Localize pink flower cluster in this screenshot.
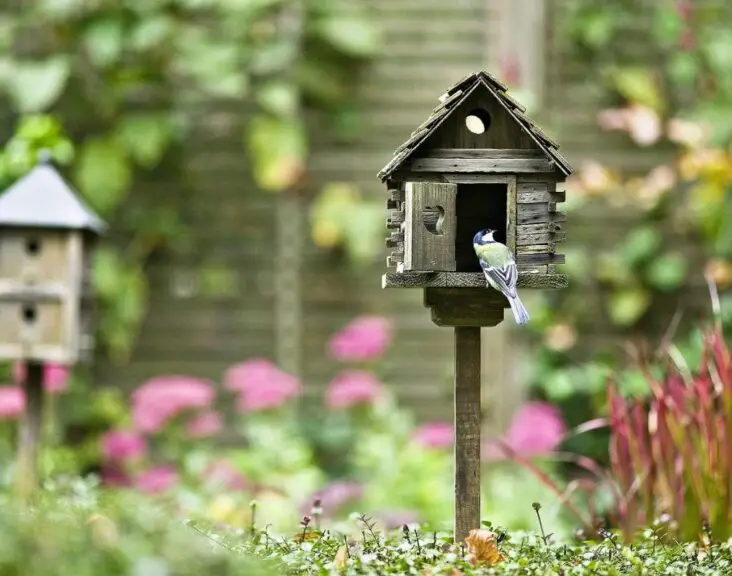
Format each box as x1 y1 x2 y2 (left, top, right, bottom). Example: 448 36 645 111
303 480 364 516
135 465 179 494
0 387 25 420
101 430 147 462
224 359 301 412
203 459 248 491
328 316 393 362
186 411 222 438
13 361 71 394
132 375 215 433
412 421 453 449
325 370 384 409
482 401 567 461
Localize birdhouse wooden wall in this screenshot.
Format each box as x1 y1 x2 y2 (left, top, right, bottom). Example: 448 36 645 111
0 229 86 363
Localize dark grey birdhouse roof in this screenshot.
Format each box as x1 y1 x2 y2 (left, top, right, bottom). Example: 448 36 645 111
377 70 573 181
0 161 106 233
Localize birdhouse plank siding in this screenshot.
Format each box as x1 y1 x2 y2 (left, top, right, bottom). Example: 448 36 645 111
379 70 572 292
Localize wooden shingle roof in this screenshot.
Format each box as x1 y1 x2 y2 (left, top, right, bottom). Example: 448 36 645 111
377 70 573 181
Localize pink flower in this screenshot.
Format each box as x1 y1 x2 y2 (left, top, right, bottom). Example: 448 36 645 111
482 401 567 461
505 402 566 457
101 430 147 462
0 386 25 419
226 360 301 413
203 459 248 491
303 481 363 515
135 465 178 494
328 316 393 362
13 362 70 394
412 421 453 449
325 370 384 409
186 411 222 438
131 375 215 433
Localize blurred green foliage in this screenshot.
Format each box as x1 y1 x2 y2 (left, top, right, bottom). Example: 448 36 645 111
0 0 379 361
525 0 732 465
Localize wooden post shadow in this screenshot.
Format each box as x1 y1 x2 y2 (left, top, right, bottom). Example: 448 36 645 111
378 70 572 542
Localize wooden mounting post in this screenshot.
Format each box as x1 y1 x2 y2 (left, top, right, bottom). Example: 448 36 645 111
423 287 505 542
454 326 482 541
16 361 44 499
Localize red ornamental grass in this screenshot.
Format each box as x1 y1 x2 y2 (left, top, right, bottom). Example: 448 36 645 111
607 327 732 542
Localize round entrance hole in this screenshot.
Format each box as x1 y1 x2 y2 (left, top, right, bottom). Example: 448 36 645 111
22 305 37 324
422 205 445 235
464 108 492 135
25 237 41 255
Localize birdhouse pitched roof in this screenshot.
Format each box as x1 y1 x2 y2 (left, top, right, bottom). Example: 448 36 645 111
0 162 106 233
377 70 573 181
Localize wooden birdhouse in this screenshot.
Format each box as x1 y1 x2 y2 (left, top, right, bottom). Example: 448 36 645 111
0 155 106 364
380 71 572 311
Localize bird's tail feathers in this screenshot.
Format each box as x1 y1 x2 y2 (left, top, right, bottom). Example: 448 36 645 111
508 295 530 325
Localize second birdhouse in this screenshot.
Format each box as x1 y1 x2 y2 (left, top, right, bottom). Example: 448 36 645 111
381 71 572 296
0 156 106 364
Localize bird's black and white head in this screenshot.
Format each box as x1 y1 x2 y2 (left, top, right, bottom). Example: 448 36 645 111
473 228 496 245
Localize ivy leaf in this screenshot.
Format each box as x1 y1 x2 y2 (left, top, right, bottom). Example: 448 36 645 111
315 15 381 58
608 289 651 327
247 115 306 191
6 57 71 112
617 226 662 268
84 18 124 68
608 67 663 112
256 81 298 118
115 114 174 168
75 137 131 215
645 252 688 291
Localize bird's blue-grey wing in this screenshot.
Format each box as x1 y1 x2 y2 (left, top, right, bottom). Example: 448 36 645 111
480 259 518 299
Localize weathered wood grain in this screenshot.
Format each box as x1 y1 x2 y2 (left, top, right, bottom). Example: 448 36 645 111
453 325 482 541
516 252 565 265
517 182 566 204
385 230 403 248
404 182 457 271
516 231 566 246
16 361 44 498
381 272 569 289
424 287 506 327
425 148 546 159
517 204 566 225
409 157 553 173
386 209 405 229
506 175 517 254
518 222 564 234
517 242 556 253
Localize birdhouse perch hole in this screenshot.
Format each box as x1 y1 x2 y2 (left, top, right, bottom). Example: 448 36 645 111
25 237 41 256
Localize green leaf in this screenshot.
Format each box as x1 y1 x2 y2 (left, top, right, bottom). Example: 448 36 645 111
315 15 381 57
250 40 297 74
617 226 662 268
129 16 174 51
74 137 131 215
92 247 124 298
608 289 651 327
666 52 698 89
256 82 298 118
6 57 71 112
83 18 124 67
651 8 683 47
608 67 663 112
247 115 306 191
645 252 688 291
578 11 615 48
114 113 174 168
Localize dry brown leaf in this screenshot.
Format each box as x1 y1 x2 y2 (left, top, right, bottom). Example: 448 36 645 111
334 545 349 569
464 529 505 567
292 529 322 542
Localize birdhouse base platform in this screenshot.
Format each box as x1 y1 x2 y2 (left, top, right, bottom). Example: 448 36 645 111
381 271 568 290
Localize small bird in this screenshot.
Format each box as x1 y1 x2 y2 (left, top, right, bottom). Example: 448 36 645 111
473 229 530 324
